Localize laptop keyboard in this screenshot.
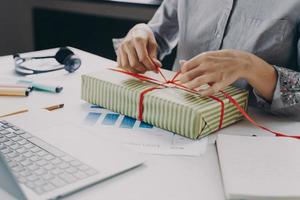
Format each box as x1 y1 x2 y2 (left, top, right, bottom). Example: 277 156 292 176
0 120 98 195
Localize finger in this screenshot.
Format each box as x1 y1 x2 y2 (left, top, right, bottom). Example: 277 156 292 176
128 67 142 74
152 58 162 67
180 64 209 84
185 74 218 89
121 64 141 74
124 44 147 73
179 60 186 68
151 58 162 73
180 54 208 73
148 35 161 72
199 82 225 96
116 49 121 67
134 38 156 71
148 39 158 59
181 52 219 73
120 45 145 74
119 45 130 68
176 60 186 79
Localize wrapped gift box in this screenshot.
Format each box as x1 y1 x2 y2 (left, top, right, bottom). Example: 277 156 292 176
81 67 249 139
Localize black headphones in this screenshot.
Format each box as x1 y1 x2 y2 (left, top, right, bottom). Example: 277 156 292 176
14 47 81 75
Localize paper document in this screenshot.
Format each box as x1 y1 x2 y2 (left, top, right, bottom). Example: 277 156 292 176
62 103 208 156
217 134 300 200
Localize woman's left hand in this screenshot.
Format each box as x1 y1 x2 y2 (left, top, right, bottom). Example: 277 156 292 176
179 49 277 101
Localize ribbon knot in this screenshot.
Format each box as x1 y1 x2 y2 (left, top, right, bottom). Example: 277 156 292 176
165 80 174 84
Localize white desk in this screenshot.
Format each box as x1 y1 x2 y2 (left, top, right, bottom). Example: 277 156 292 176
1 48 299 200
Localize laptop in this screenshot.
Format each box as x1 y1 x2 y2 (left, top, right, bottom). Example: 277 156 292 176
0 118 144 200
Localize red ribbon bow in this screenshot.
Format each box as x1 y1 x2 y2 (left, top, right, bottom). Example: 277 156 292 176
110 66 300 140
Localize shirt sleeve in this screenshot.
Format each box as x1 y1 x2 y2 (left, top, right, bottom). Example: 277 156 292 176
147 0 179 60
251 23 300 119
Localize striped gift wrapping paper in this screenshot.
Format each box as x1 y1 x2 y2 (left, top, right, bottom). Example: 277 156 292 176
81 68 249 139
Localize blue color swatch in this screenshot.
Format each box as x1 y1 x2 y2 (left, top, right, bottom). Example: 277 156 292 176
90 105 103 109
102 113 119 125
85 112 101 125
120 116 136 129
87 104 154 129
139 121 154 129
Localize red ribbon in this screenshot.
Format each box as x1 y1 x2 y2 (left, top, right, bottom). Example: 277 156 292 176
220 91 300 139
110 67 300 140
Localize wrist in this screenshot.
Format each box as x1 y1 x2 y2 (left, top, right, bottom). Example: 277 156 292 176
240 54 272 84
244 60 277 101
246 62 276 86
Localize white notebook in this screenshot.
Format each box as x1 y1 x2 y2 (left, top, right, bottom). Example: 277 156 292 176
216 134 300 200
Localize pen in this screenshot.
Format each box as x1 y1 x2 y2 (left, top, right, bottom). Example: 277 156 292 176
0 87 30 96
0 84 32 90
18 80 63 93
45 104 64 111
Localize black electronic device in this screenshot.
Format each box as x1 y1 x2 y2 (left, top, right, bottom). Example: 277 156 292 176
14 47 81 75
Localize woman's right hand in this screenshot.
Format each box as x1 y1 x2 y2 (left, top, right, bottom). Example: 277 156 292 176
117 23 161 73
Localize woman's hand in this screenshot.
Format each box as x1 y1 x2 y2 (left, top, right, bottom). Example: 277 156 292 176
180 49 277 101
117 23 161 74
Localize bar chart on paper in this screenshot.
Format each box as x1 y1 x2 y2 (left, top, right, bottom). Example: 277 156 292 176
70 103 208 156
85 105 154 130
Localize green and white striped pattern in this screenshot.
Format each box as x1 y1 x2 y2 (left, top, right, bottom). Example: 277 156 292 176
81 69 249 139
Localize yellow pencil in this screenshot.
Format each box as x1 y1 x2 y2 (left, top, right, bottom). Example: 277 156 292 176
0 87 30 97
